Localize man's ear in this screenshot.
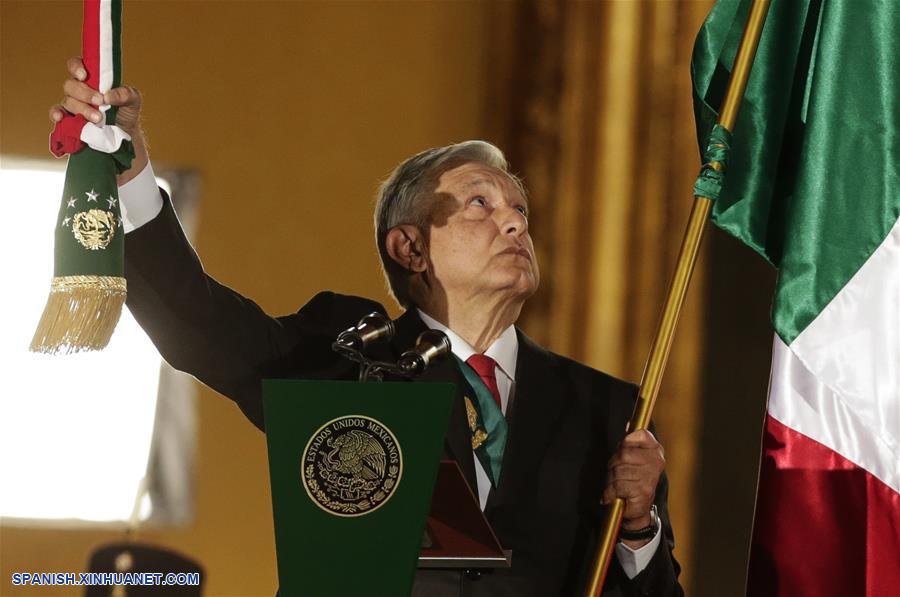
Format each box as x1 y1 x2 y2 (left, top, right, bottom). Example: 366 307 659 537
385 225 428 273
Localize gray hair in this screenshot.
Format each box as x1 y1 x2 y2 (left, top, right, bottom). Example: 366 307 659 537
374 140 520 307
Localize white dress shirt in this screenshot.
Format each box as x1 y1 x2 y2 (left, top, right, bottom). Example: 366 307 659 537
415 310 660 578
118 161 163 231
118 161 661 579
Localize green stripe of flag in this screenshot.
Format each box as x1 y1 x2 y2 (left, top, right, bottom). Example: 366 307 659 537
107 0 123 125
111 0 121 89
692 0 900 343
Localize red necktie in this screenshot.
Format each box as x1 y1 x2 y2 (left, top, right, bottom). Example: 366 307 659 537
465 354 503 411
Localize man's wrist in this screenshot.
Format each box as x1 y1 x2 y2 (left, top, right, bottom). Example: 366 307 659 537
619 504 659 548
116 129 148 187
621 514 653 532
118 157 163 232
614 508 663 579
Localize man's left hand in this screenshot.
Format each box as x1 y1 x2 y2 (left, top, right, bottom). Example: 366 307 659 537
601 429 665 548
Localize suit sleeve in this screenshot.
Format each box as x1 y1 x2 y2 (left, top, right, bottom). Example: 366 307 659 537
600 383 684 597
613 468 683 597
123 192 382 430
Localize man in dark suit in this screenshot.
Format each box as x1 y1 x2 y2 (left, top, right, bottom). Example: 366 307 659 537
53 58 683 596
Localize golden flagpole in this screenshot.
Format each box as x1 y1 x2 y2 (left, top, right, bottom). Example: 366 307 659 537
584 0 772 594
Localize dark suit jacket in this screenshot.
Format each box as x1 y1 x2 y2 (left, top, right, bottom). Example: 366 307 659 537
124 195 683 597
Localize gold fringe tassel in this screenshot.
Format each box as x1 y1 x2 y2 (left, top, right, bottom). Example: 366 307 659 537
30 275 127 355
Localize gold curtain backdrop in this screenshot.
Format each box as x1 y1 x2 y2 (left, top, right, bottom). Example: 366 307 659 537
0 1 775 596
485 2 714 590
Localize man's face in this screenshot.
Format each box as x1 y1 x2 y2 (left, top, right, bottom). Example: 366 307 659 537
424 161 540 303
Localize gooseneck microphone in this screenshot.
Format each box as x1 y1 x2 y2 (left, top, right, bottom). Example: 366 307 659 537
398 330 452 375
335 312 395 351
332 314 451 381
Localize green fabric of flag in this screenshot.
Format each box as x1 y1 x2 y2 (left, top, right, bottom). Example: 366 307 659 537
31 0 134 354
456 357 508 488
692 0 900 343
692 2 900 595
54 146 133 277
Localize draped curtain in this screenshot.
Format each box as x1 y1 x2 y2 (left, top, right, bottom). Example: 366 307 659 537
485 1 715 590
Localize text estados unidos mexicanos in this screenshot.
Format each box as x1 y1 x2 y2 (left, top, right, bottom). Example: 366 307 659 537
11 572 200 586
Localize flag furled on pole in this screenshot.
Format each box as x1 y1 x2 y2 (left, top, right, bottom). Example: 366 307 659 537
692 0 900 595
31 0 134 354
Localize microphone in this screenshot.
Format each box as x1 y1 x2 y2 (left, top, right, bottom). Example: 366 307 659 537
335 312 395 352
398 330 452 375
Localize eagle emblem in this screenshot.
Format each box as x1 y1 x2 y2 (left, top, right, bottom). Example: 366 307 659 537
324 429 386 480
464 396 489 450
72 209 117 250
302 415 402 517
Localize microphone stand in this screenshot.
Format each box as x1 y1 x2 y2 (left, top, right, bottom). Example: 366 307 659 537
332 329 451 382
331 340 406 382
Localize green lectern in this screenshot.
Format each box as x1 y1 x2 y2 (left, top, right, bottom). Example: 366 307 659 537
263 379 457 597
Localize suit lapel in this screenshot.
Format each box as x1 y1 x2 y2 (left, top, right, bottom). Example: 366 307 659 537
390 309 479 493
486 329 568 512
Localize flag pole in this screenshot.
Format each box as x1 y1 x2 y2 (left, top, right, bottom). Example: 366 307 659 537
583 0 772 594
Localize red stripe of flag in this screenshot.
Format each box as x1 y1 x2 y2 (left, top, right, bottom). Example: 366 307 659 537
81 0 100 92
748 415 900 597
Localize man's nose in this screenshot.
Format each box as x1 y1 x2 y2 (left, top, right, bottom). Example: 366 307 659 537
498 205 528 236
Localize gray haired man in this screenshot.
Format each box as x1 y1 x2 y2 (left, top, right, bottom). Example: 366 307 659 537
52 58 683 596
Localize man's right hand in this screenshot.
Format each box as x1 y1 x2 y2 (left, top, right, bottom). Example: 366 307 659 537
50 56 147 185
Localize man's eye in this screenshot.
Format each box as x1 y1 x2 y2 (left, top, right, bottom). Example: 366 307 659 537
470 196 487 207
516 206 529 217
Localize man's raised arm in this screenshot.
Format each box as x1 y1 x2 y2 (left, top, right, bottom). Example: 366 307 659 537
50 58 334 429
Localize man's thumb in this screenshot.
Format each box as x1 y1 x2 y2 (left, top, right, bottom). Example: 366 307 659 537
103 86 139 107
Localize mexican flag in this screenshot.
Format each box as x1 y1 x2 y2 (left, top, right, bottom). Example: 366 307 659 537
692 1 899 595
31 0 133 354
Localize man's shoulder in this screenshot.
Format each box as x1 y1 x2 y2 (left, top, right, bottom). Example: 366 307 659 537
280 291 388 339
299 291 387 319
516 329 638 402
